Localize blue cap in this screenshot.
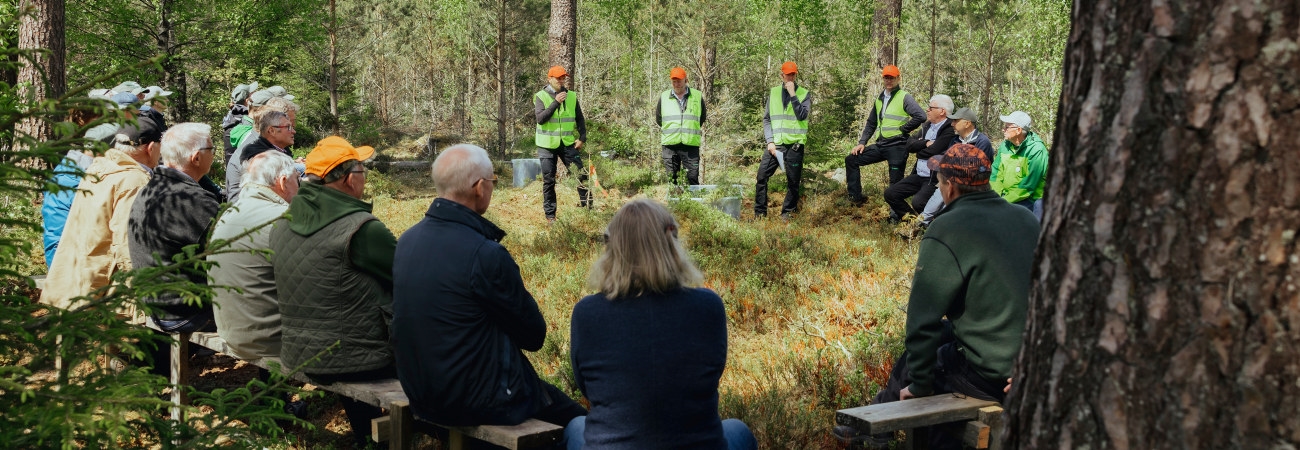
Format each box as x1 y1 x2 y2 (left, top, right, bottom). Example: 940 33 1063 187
111 92 139 107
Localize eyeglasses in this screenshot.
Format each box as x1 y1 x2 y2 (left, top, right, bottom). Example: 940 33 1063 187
883 76 897 79
475 175 498 187
272 124 293 131
198 146 214 152
1002 124 1021 131
927 106 942 111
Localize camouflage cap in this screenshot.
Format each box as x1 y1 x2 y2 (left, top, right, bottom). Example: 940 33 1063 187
938 143 991 186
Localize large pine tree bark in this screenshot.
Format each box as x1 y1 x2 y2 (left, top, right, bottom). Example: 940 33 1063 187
16 0 66 146
547 0 576 85
872 0 900 68
1008 0 1300 448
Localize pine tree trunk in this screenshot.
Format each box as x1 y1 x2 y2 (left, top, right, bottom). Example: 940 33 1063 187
15 0 66 151
328 0 340 135
547 0 576 85
1008 0 1300 448
872 0 900 68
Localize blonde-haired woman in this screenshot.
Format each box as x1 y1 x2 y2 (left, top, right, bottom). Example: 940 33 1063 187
565 199 756 450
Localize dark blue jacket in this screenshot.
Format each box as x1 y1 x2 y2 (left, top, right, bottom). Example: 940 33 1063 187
570 287 729 449
392 198 551 426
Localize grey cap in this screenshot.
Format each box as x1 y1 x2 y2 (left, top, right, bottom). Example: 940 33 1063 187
231 84 252 103
141 85 173 102
249 89 276 106
265 85 294 101
111 91 140 107
112 81 144 95
998 111 1032 130
950 107 978 123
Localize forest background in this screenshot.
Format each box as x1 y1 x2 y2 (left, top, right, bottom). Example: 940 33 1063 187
2 0 1070 447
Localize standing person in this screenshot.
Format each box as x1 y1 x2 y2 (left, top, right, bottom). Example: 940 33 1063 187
656 67 707 187
918 107 994 225
882 94 957 222
393 144 586 429
564 199 757 450
755 61 811 221
833 144 1039 449
844 65 927 204
534 65 591 222
269 136 393 447
41 118 161 310
128 122 222 333
990 111 1048 220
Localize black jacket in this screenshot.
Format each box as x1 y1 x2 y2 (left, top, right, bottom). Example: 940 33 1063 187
391 198 553 426
906 119 958 160
128 166 222 318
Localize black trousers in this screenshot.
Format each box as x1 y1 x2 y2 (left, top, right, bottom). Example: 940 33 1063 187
754 143 804 216
662 144 701 186
872 334 1008 450
883 172 938 220
845 141 909 200
538 145 590 217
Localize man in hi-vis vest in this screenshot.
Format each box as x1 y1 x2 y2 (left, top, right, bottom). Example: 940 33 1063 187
755 61 811 221
656 67 707 186
533 65 591 223
844 65 926 205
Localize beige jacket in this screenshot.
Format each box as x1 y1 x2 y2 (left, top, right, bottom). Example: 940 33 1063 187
40 149 150 310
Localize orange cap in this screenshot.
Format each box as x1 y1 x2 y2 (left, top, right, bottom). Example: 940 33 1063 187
547 66 568 78
780 61 798 75
881 65 900 77
670 67 687 80
305 136 375 177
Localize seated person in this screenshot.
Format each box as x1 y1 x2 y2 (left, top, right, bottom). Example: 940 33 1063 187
564 199 757 450
269 136 392 447
209 151 301 360
392 144 585 429
834 144 1040 449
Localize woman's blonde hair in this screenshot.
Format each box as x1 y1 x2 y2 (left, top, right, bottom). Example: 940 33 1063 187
587 199 704 299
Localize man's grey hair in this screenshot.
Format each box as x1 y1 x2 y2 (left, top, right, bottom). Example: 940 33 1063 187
160 123 212 167
432 144 493 198
250 96 299 129
241 150 296 188
258 110 290 136
930 94 954 116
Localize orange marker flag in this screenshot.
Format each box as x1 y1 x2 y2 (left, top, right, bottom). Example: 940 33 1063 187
590 163 607 197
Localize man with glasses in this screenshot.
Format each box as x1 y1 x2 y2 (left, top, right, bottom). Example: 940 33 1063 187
269 136 396 447
918 107 995 226
990 111 1048 220
392 143 586 430
129 122 223 334
882 94 957 223
227 96 299 202
844 65 927 205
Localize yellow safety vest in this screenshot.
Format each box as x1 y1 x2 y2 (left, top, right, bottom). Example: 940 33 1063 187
872 89 911 141
535 90 578 148
660 88 703 146
768 86 809 145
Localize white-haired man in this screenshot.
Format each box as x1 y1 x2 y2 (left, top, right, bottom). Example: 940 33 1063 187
209 151 300 360
393 144 586 428
41 118 161 310
128 122 222 333
882 94 958 222
227 96 299 202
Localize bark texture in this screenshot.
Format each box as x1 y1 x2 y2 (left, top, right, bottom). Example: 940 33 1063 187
547 0 577 86
872 0 901 68
1008 0 1300 449
16 0 66 145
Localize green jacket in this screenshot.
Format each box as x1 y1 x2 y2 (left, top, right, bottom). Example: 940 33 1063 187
285 182 396 287
904 190 1039 396
990 131 1048 204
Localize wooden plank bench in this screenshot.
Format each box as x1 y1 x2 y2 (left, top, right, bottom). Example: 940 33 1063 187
836 395 1004 450
168 330 562 449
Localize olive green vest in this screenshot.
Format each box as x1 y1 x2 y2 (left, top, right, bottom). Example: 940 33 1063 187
271 212 393 375
872 89 912 141
660 88 703 146
534 90 578 149
768 86 809 145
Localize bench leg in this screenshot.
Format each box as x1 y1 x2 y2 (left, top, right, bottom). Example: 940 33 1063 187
390 401 414 450
979 406 1004 450
447 429 465 450
902 426 926 450
170 333 191 422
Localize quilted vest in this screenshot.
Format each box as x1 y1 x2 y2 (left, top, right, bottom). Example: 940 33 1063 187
271 211 393 375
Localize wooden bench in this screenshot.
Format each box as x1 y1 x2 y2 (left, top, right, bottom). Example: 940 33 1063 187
166 330 562 449
836 395 1004 450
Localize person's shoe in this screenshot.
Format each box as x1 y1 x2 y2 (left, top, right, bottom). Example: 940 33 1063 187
546 216 557 224
846 195 866 206
780 212 792 222
831 425 893 449
284 400 309 420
